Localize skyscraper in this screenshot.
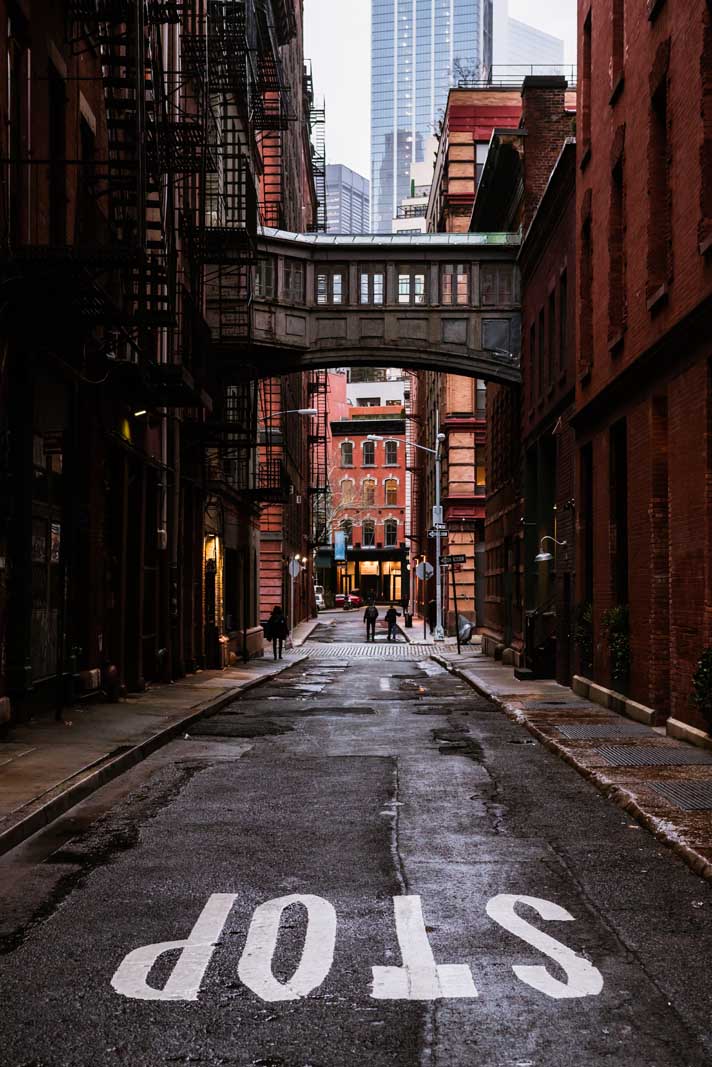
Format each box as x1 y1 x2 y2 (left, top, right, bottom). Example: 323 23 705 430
326 165 370 234
371 0 492 233
370 0 565 233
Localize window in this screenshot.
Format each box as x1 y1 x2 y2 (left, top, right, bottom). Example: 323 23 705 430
609 153 626 343
340 441 353 466
481 264 515 306
48 64 67 246
340 519 353 545
385 478 398 505
360 270 385 304
356 397 380 407
255 257 275 299
559 270 568 373
442 264 469 305
611 0 625 96
363 479 376 506
385 440 398 465
362 521 376 547
538 308 545 399
316 268 345 304
362 440 375 466
384 519 398 547
476 379 486 414
647 65 672 303
398 267 426 305
580 214 594 375
283 260 304 302
340 478 354 504
475 445 486 495
548 290 556 388
581 11 592 156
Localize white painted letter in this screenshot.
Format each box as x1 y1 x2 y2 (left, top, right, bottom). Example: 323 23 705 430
237 894 336 1002
111 893 237 1001
371 895 477 1000
486 894 604 1000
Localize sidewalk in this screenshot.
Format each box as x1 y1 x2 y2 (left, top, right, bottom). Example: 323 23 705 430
0 617 318 857
407 614 481 648
433 646 712 883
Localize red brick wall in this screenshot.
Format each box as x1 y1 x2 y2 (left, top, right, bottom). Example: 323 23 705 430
575 1 712 727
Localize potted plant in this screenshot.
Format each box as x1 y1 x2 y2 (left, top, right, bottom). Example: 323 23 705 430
601 605 630 689
691 648 712 731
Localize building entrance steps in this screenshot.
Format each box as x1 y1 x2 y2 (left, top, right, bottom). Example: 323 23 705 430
432 647 712 884
0 617 319 858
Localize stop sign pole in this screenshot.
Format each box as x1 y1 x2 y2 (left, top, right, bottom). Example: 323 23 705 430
288 557 302 634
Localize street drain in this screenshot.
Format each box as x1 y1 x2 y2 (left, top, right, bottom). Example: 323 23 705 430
594 745 712 767
555 722 651 740
649 781 712 811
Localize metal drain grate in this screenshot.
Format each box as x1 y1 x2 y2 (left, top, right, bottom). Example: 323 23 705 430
594 745 712 767
556 722 652 740
649 781 712 811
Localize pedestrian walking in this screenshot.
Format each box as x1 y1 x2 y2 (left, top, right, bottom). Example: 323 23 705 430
363 603 379 642
265 605 289 660
427 598 437 635
385 604 401 642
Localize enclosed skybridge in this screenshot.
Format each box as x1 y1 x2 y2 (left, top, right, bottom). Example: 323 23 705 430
206 228 522 383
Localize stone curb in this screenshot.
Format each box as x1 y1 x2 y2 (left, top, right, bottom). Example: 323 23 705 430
0 656 305 860
432 654 712 884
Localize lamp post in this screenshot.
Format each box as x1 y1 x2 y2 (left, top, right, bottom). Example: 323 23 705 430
534 536 568 563
368 419 446 640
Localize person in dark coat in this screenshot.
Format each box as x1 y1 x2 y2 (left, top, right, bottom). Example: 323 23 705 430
363 603 379 642
265 605 289 660
385 604 401 642
427 598 437 635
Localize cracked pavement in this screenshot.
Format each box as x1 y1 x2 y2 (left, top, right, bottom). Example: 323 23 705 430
1 615 711 1065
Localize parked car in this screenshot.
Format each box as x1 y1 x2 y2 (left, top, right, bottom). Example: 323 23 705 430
345 590 363 609
335 593 346 608
314 585 325 611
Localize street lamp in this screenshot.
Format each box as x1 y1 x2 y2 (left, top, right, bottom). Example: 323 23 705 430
534 536 567 563
368 422 447 640
260 408 318 421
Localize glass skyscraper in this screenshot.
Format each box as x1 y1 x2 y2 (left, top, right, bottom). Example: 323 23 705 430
371 0 493 233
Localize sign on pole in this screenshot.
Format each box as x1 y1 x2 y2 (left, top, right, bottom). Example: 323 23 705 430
440 554 466 566
415 561 434 581
289 559 302 579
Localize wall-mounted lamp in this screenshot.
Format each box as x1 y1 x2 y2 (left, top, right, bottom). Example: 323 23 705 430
534 536 568 563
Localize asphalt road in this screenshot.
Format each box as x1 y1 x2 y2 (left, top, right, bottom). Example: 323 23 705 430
1 613 712 1066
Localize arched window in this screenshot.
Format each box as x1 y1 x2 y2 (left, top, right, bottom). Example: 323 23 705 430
362 520 376 546
340 478 354 504
340 519 353 545
385 440 398 466
385 478 398 505
384 519 398 547
340 441 353 467
362 440 375 466
363 479 376 506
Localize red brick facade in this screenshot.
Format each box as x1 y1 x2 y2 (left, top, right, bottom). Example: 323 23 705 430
575 0 712 735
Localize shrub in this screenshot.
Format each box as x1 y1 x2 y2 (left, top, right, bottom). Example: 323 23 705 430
574 601 593 672
692 648 712 729
601 605 630 683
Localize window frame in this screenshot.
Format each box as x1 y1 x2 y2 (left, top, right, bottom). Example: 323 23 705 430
441 263 469 305
283 259 305 303
340 441 354 467
255 256 276 300
384 440 399 466
384 478 398 506
359 268 385 305
362 478 377 506
362 520 376 547
316 266 347 305
362 440 376 467
384 518 398 547
398 266 427 306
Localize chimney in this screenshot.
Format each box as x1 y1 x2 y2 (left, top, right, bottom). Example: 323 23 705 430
520 76 572 233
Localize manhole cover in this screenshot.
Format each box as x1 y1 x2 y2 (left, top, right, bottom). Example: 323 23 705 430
594 745 712 767
556 722 652 740
649 781 712 811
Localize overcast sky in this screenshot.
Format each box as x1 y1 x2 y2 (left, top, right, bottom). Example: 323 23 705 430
303 0 577 179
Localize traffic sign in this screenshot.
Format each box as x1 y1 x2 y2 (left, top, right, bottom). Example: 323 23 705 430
440 554 466 566
288 559 302 579
432 505 443 525
433 523 448 531
415 561 434 580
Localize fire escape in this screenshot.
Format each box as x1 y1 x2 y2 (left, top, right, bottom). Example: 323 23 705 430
303 61 329 547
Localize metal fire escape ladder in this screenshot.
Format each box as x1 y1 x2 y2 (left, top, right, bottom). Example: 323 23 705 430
308 370 330 547
304 60 327 233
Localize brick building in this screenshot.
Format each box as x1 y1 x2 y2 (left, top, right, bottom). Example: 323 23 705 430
471 77 576 681
574 0 712 742
414 87 522 631
327 403 409 607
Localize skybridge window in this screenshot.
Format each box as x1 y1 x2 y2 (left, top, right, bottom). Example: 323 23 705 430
316 268 346 305
359 269 385 305
441 264 469 305
398 267 426 305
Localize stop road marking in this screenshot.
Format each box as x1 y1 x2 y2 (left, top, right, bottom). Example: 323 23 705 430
111 892 603 1004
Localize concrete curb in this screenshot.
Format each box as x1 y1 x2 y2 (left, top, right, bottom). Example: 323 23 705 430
0 656 305 860
432 654 712 884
